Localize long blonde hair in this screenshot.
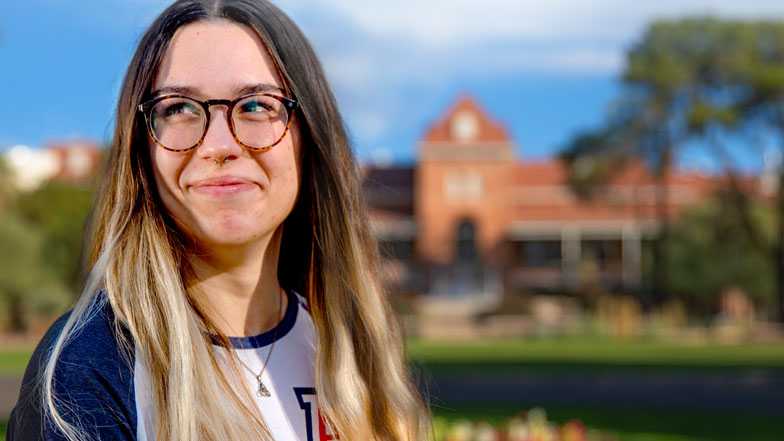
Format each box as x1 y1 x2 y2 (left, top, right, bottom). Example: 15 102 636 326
40 1 431 439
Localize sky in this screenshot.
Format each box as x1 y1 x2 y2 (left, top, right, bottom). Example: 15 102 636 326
2 0 784 169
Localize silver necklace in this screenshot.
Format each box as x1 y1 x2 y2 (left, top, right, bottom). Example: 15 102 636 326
234 287 283 398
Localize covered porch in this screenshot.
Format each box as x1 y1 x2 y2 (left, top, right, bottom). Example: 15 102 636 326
505 220 656 293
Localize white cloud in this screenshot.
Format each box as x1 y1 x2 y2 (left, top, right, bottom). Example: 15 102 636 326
272 0 784 156
67 0 784 77
53 0 784 157
283 0 784 48
281 0 784 83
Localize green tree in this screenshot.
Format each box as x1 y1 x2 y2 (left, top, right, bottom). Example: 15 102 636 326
15 180 95 296
667 194 775 313
672 20 784 322
562 19 706 308
0 154 15 210
562 18 784 320
0 212 70 332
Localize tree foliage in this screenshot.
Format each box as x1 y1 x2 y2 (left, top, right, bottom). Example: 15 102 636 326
0 212 70 332
561 17 784 319
0 154 15 210
667 195 775 314
14 180 95 297
0 155 94 332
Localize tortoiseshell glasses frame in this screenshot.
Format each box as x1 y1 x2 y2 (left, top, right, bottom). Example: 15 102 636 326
137 92 299 153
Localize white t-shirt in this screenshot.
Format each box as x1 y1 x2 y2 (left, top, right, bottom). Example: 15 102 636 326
8 288 338 441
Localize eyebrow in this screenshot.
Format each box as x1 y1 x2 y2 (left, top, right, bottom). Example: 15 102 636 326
150 82 285 98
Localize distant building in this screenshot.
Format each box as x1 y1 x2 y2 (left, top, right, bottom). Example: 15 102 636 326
362 94 719 297
3 140 103 191
0 101 728 299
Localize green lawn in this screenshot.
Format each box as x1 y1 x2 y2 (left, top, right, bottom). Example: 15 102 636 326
406 337 784 374
6 338 784 375
3 408 779 441
431 403 782 441
0 348 34 376
2 337 783 441
3 336 784 376
412 338 784 440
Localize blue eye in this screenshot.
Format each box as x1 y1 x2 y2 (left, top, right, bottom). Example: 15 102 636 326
239 99 273 113
163 101 199 117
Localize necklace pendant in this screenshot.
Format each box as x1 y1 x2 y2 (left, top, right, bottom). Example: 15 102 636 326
257 380 271 397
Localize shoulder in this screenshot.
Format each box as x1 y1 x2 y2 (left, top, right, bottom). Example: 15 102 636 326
37 291 136 386
8 291 138 440
58 292 136 371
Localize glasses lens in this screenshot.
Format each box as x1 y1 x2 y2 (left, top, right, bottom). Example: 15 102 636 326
150 97 206 151
232 95 289 149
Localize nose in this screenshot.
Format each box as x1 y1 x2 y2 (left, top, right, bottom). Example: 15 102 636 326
197 105 243 165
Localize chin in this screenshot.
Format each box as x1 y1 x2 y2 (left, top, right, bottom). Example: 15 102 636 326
200 223 271 248
193 231 269 252
170 200 287 250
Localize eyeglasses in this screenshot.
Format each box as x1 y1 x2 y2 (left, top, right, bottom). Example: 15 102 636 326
137 92 299 152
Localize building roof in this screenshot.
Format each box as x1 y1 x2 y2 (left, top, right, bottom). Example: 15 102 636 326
364 92 762 230
421 94 511 144
361 165 415 217
46 139 103 181
510 159 719 223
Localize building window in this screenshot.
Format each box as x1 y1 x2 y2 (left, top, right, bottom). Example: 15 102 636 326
451 111 479 141
520 240 562 268
378 239 414 261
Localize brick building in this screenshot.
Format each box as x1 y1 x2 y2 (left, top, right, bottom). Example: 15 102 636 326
4 140 103 191
362 94 718 298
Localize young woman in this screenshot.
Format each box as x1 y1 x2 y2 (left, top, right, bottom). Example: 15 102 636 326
8 1 431 440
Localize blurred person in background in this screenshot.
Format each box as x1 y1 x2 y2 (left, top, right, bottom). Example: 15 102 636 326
7 0 430 440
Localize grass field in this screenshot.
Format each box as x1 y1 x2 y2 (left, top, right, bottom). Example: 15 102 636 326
409 338 784 440
431 403 783 441
2 337 783 440
0 348 34 376
4 337 784 376
2 406 779 441
406 337 784 374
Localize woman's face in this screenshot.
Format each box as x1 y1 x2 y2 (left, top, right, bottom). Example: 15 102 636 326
149 20 301 249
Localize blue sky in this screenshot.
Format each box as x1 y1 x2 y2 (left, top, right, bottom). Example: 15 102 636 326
2 0 784 169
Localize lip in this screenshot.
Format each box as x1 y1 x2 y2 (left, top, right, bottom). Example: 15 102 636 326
189 175 257 196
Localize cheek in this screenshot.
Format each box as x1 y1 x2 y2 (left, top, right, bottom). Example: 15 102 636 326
150 146 188 208
242 148 300 230
268 144 301 200
281 126 303 192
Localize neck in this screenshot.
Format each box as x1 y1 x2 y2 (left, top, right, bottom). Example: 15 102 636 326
188 227 287 337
